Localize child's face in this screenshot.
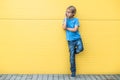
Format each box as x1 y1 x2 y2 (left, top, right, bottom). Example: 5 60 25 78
66 9 75 18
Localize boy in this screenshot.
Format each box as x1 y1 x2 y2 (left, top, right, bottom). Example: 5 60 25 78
62 5 84 77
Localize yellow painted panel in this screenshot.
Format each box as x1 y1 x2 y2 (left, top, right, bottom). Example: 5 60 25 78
0 0 120 19
0 0 120 74
0 20 120 74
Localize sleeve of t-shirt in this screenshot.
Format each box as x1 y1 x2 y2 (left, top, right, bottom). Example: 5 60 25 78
75 18 80 27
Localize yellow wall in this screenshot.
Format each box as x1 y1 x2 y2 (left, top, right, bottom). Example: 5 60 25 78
0 0 120 74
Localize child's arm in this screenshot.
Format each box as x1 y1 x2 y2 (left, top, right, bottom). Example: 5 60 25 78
62 23 67 30
67 26 79 32
62 18 67 30
67 18 80 32
62 12 68 30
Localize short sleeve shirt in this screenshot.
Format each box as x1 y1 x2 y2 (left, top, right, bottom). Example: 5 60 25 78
63 17 81 41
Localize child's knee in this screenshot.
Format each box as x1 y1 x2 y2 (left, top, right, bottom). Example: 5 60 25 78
76 46 84 53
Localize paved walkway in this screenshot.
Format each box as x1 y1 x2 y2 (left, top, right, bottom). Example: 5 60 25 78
0 74 120 80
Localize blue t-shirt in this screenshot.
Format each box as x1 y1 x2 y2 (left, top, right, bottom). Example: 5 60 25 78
63 17 81 41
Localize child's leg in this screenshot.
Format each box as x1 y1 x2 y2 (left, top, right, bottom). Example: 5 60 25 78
75 38 84 54
68 41 76 73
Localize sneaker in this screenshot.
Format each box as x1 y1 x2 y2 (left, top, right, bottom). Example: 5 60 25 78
70 77 76 80
71 72 76 77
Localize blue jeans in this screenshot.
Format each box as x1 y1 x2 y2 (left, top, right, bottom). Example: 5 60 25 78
68 38 84 73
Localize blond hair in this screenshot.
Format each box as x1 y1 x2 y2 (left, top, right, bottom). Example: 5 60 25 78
66 5 76 14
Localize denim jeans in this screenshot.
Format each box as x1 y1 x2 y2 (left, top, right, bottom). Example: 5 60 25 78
68 38 84 73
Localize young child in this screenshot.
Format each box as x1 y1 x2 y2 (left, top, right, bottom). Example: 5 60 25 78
62 5 84 77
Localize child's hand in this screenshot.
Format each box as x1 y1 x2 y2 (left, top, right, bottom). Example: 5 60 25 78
65 12 67 18
65 13 67 20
